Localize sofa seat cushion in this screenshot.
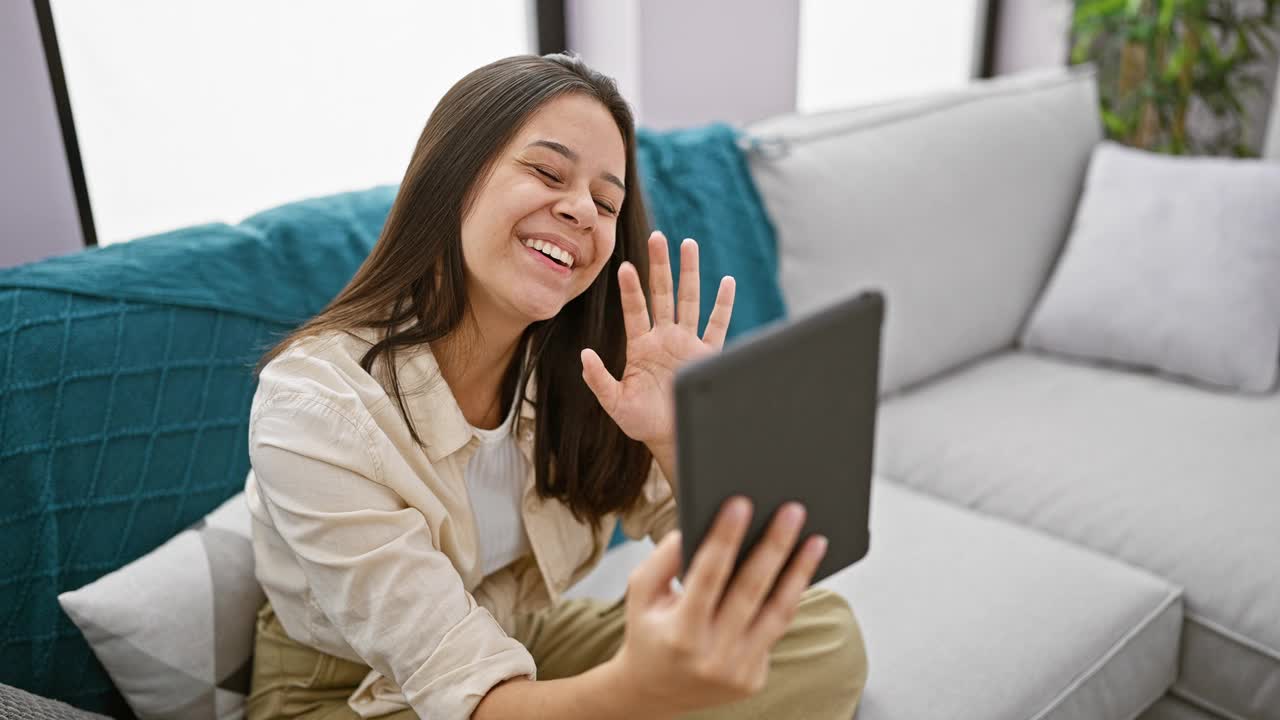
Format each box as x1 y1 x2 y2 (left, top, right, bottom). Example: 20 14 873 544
568 481 1182 720
878 351 1280 720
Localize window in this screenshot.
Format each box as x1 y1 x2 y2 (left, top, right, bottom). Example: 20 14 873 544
50 0 534 245
797 0 988 113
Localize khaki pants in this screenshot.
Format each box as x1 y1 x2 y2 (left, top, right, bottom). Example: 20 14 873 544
247 588 867 719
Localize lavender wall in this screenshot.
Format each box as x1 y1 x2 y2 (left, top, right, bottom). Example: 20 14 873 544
637 0 799 130
1262 40 1280 159
1 1 85 268
991 0 1073 75
566 0 642 110
566 0 799 130
1268 66 1280 158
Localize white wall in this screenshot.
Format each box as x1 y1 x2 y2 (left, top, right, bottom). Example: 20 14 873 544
1 1 85 268
50 0 532 245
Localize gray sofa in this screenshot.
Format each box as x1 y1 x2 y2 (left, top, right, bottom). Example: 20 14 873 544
566 66 1280 720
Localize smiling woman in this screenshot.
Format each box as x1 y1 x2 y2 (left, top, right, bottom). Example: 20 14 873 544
243 54 865 720
461 94 628 333
255 57 656 526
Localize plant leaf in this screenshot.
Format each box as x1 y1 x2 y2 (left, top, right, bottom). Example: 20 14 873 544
1157 0 1177 32
1075 0 1129 23
1164 42 1188 80
1101 108 1134 136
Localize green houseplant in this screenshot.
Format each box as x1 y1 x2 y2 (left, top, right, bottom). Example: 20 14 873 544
1071 0 1279 155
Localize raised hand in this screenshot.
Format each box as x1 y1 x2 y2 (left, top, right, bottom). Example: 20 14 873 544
581 231 736 451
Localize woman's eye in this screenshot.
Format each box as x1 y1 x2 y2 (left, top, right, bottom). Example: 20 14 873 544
595 199 617 215
535 167 561 183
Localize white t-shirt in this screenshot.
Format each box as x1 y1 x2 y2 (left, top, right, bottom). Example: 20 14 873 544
465 395 532 577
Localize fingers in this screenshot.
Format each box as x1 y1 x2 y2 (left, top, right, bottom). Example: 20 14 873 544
714 503 806 634
677 238 700 331
701 276 736 351
618 262 651 341
627 530 684 607
744 535 829 658
648 232 675 325
580 348 621 413
680 497 752 619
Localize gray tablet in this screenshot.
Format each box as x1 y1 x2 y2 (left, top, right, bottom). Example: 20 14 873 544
674 291 883 585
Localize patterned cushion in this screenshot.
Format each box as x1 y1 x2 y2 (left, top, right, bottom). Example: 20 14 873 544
58 493 261 720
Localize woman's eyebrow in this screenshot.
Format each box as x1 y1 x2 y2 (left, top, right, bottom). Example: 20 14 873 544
526 139 625 192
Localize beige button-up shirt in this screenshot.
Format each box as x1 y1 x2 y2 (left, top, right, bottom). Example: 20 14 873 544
244 329 676 719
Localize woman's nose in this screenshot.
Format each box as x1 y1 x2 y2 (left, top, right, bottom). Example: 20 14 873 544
554 190 596 230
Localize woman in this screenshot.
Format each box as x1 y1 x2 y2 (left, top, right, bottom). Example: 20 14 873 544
245 54 867 719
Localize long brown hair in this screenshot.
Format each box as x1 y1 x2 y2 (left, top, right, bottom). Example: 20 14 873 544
258 54 654 530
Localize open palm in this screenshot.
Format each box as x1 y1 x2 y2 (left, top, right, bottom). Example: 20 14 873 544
581 231 736 448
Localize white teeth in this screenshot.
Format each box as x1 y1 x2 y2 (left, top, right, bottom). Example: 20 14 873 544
521 238 574 269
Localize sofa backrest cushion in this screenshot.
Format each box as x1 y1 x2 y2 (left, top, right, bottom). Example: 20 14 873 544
745 66 1103 394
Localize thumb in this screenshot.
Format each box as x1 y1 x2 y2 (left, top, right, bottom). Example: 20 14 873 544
581 348 621 413
628 530 684 607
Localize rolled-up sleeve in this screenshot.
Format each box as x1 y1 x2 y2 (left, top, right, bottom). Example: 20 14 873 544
619 460 678 544
249 391 535 719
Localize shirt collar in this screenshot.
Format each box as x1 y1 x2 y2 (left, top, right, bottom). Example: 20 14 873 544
390 338 539 463
396 344 473 462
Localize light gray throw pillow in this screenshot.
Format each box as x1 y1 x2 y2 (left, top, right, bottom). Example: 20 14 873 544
1022 141 1280 392
58 493 263 720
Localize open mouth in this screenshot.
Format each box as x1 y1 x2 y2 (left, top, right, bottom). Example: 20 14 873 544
521 238 574 269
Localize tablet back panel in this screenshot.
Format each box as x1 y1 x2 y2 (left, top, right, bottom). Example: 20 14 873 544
674 292 883 584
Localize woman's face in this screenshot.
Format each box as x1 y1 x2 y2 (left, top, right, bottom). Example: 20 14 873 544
460 93 627 329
